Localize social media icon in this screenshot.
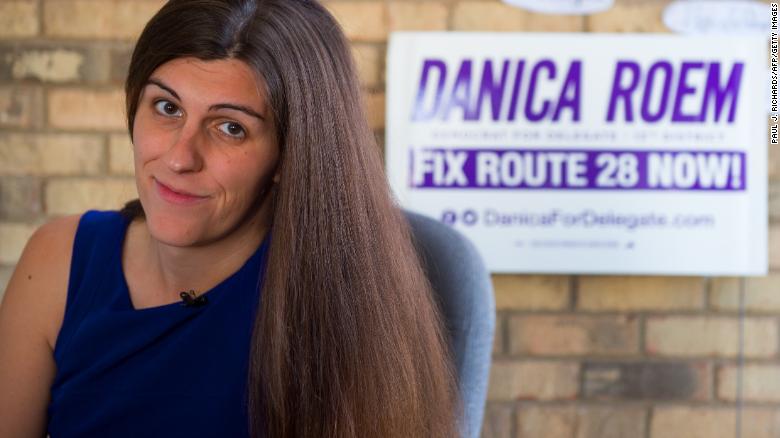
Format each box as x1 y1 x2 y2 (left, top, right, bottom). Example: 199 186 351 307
462 209 478 226
441 210 457 225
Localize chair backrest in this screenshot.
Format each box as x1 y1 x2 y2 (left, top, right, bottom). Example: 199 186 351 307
403 209 496 438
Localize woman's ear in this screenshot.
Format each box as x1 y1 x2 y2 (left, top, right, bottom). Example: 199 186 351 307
272 170 280 183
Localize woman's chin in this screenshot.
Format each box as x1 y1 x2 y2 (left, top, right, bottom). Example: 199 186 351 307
144 212 207 248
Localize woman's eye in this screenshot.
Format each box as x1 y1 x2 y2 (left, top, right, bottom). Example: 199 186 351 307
154 100 182 117
217 122 246 139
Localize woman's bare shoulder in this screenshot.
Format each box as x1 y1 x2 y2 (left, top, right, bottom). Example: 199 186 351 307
25 214 82 252
1 214 83 350
0 214 81 436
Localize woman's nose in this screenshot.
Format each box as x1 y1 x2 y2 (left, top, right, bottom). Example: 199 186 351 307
163 126 204 173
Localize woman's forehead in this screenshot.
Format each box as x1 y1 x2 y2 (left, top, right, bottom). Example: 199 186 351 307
147 57 268 112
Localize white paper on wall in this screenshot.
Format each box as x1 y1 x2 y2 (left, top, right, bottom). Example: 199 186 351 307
663 0 770 36
501 0 614 15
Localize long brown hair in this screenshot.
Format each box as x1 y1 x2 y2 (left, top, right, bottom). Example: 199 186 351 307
123 1 461 436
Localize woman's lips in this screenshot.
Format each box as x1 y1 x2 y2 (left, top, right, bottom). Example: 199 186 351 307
154 179 209 205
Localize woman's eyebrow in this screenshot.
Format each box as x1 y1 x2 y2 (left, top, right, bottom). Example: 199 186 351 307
145 78 264 121
146 78 180 100
209 103 264 121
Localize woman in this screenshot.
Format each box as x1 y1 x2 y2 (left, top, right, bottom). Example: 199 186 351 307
0 0 461 436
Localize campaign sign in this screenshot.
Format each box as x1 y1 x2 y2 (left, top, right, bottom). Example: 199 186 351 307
386 33 767 275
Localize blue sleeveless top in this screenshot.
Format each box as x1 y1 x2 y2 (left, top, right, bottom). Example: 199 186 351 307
47 210 270 437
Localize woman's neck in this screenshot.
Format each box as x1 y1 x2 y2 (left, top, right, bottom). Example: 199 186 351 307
125 206 271 305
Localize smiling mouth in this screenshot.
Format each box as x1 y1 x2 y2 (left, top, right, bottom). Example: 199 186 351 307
154 178 209 205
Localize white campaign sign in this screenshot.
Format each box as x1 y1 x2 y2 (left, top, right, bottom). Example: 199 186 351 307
386 33 767 275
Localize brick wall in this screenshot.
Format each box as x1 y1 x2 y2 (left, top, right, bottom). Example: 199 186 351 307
1 1 778 437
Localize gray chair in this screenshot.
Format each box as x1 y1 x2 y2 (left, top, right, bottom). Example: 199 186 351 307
404 210 496 438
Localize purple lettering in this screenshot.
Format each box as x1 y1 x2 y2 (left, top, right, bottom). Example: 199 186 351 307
671 62 704 122
412 58 582 123
702 62 743 123
525 59 555 122
507 61 525 122
444 60 473 120
607 61 641 122
553 60 582 121
412 59 447 121
475 60 510 121
641 61 673 123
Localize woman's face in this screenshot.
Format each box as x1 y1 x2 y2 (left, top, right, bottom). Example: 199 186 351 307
132 57 279 247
